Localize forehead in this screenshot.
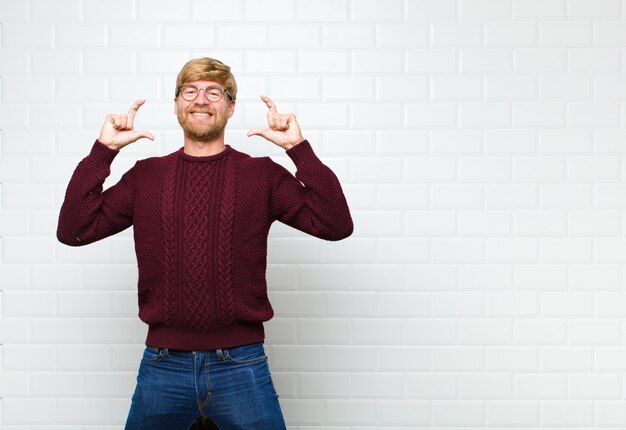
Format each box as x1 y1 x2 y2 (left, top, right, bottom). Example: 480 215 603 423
182 80 223 88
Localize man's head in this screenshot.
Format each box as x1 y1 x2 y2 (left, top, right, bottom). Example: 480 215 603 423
174 57 237 143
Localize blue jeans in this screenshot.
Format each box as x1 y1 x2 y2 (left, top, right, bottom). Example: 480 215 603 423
124 343 286 430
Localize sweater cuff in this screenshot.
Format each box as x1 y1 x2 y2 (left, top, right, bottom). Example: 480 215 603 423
89 140 119 166
285 140 318 167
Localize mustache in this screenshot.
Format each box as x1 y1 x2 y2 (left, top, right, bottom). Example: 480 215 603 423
186 106 214 114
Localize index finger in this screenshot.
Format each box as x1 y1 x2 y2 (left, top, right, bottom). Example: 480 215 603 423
260 95 277 113
128 99 146 116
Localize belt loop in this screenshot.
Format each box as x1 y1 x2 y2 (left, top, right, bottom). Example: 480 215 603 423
162 348 170 358
216 348 226 360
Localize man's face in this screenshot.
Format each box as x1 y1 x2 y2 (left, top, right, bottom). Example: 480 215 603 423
174 80 235 142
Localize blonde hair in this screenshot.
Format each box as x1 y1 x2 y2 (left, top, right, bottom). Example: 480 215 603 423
175 57 237 100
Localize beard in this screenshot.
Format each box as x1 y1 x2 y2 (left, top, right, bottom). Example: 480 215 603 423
176 105 229 142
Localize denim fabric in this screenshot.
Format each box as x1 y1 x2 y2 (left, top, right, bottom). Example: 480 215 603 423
124 343 286 430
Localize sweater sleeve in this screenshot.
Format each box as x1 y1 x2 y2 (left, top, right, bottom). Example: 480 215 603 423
57 140 136 246
268 140 353 241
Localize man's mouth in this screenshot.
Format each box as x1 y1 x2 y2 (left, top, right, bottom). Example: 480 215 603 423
189 112 213 120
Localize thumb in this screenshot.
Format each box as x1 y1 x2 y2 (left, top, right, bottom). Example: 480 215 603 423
247 128 270 139
133 130 155 141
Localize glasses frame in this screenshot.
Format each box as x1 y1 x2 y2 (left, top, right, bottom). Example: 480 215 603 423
176 84 232 102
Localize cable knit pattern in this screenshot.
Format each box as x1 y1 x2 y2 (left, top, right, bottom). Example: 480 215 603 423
57 140 353 350
161 156 178 327
217 155 237 326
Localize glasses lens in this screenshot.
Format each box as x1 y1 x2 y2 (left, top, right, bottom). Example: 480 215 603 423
180 85 198 101
205 87 223 102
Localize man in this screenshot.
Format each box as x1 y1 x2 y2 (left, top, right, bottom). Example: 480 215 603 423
57 57 353 429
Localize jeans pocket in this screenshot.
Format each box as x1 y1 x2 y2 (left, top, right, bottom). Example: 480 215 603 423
222 344 267 365
142 346 165 363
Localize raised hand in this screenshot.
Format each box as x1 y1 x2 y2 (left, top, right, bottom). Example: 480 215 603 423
98 99 155 151
246 95 304 150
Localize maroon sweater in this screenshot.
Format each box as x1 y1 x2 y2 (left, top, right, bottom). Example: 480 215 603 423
57 140 353 350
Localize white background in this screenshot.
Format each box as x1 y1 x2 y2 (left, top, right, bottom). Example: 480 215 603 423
2 0 626 428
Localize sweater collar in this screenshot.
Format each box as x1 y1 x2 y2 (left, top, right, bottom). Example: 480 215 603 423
177 145 233 163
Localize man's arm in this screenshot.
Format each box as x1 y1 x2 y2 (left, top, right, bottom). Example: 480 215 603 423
57 100 154 246
247 96 353 240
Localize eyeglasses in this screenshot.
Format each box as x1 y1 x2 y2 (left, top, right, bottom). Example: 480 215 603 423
176 84 231 102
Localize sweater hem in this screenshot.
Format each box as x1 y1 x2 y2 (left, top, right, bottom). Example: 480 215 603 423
145 322 265 350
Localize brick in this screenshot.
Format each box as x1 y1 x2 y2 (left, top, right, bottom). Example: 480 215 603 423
597 401 626 425
0 104 28 129
569 320 621 344
596 185 626 209
542 293 594 317
568 156 620 182
30 104 81 129
460 265 512 290
0 0 28 21
351 49 402 74
487 401 540 426
58 399 108 424
432 238 483 263
296 0 347 21
459 157 512 182
2 77 54 102
406 320 457 344
485 129 537 154
377 130 430 154
138 0 189 21
407 157 456 182
0 50 29 75
487 293 539 317
486 347 538 371
432 22 483 47
298 372 349 398
432 130 482 154
540 75 592 100
406 49 459 74
595 22 626 46
513 211 567 236
297 50 349 73
569 102 620 127
540 22 592 47
108 24 161 47
138 50 191 75
326 400 376 425
30 50 81 75
514 265 567 290
569 48 621 73
4 345 56 370
245 50 296 74
514 0 566 19
432 76 483 101
461 49 513 74
539 129 592 154
433 400 485 425
217 24 265 48
350 157 403 183
165 24 216 48
405 210 456 236
3 24 54 48
433 293 484 317
514 320 567 344
4 238 55 263
570 211 621 236
351 103 403 128
377 76 429 101
542 346 592 371
353 373 404 398
486 76 538 101
460 319 511 343
3 399 56 424
269 24 319 48
407 0 457 20
516 374 567 398
486 238 538 262
460 374 512 398
569 0 621 18
432 184 484 209
56 24 105 47
4 292 56 317
32 372 83 397
487 22 537 47
541 238 593 263
83 0 133 21
0 372 29 397
514 157 566 182
485 184 538 209
407 374 457 398
515 49 567 73
433 346 483 370
377 401 431 425
461 103 512 128
57 78 107 102
407 265 458 291
513 103 565 128
322 24 376 49
540 184 592 209
570 375 621 399
407 103 458 128
461 0 512 19
569 265 621 291
377 23 429 47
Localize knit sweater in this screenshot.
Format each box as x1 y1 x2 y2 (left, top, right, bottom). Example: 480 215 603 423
57 140 353 350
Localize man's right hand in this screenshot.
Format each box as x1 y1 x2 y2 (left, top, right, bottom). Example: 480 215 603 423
98 99 155 151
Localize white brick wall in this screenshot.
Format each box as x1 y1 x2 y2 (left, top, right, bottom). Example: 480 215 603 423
3 0 626 428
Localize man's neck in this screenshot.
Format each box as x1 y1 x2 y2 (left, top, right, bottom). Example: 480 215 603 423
183 136 227 157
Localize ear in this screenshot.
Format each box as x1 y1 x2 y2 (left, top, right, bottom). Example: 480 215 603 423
227 99 236 118
174 97 179 115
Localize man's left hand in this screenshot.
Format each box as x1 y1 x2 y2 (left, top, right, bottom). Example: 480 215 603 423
247 95 304 150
